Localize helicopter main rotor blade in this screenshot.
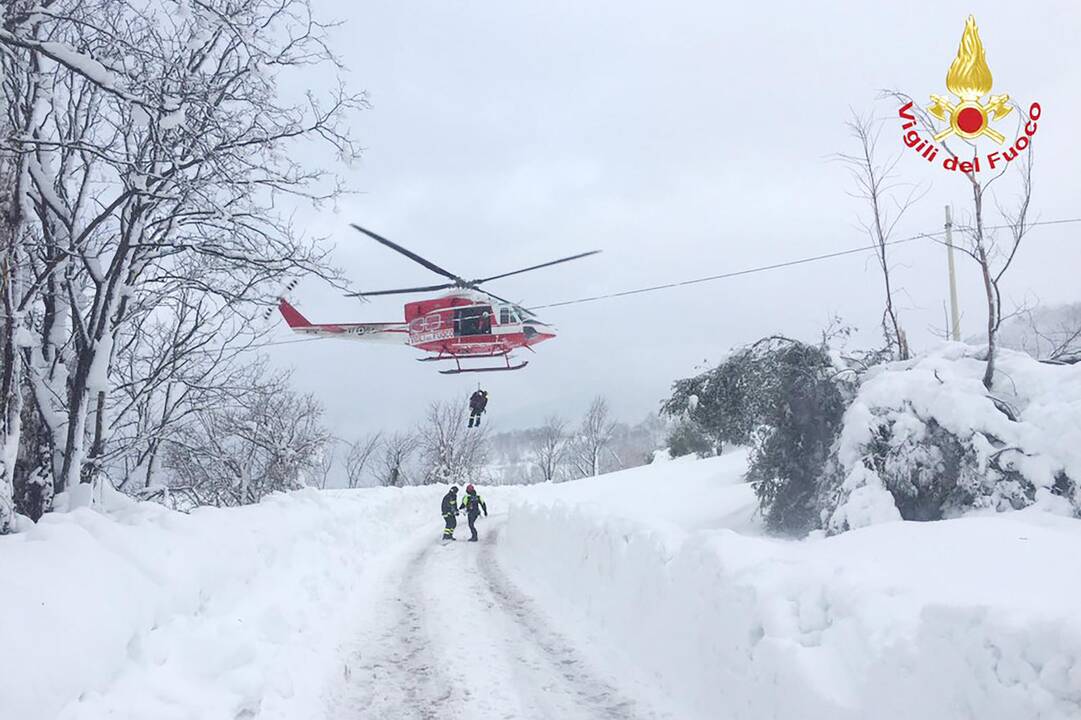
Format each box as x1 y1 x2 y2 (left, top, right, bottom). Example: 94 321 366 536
472 250 601 285
351 224 465 284
345 282 457 298
478 289 541 319
482 289 517 306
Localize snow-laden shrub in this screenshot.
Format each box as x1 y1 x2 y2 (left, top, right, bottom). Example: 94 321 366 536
663 337 851 535
822 345 1081 533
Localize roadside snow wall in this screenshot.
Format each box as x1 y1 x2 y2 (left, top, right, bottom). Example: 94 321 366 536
0 486 438 720
500 500 1081 720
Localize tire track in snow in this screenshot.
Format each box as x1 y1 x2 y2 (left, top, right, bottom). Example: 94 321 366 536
331 540 457 720
332 519 663 720
477 525 658 720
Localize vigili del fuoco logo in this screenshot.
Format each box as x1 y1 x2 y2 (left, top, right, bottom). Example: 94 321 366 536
898 15 1041 174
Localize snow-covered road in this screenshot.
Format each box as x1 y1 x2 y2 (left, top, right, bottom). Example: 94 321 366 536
328 514 663 720
6 454 1081 720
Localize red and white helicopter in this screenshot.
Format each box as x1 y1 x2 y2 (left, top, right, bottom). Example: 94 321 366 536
278 224 599 374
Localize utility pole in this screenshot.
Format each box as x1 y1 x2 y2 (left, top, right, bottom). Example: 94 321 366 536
944 205 961 341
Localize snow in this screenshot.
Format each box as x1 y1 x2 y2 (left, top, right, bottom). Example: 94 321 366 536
27 155 70 225
131 104 150 128
518 449 757 537
86 331 114 394
14 324 35 348
498 452 1081 719
38 42 117 89
4 448 1081 719
160 104 186 130
828 344 1081 529
0 487 435 720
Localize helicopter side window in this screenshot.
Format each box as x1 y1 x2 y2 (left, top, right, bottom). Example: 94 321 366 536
499 307 512 325
455 306 493 336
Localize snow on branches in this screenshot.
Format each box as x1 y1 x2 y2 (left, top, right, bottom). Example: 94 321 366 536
0 0 364 523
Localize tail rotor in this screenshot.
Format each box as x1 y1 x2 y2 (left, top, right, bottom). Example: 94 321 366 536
263 279 300 321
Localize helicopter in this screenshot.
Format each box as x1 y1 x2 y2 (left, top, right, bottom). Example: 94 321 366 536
278 224 599 374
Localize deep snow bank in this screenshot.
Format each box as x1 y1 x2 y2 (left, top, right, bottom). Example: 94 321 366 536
499 455 1081 720
516 450 757 536
0 485 442 720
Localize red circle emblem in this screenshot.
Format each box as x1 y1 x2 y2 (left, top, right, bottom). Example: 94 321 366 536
956 107 984 134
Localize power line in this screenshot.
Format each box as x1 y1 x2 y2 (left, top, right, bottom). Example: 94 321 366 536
264 216 1081 335
527 217 1081 311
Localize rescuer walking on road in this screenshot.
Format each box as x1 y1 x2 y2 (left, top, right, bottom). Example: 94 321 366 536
459 483 488 541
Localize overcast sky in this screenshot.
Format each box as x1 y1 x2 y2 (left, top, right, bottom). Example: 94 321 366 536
270 0 1081 440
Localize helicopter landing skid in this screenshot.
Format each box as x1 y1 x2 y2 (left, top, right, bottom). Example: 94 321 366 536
421 352 528 374
438 361 528 375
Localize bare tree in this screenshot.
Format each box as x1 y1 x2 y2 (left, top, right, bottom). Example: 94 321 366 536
888 89 1036 389
162 362 329 508
987 145 1036 373
531 415 568 482
998 302 1081 364
378 432 416 488
107 290 269 492
418 399 488 485
345 432 383 489
836 111 925 359
570 396 616 478
313 439 339 490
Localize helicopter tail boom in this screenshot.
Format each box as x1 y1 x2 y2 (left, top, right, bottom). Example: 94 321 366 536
277 299 408 344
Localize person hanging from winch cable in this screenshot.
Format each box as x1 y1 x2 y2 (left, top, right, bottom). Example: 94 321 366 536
441 485 459 541
468 389 488 428
458 483 488 542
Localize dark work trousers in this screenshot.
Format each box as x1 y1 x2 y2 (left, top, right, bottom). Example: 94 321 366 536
443 512 457 539
467 512 480 540
468 409 483 427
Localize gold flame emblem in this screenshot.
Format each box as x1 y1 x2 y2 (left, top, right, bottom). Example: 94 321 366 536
929 16 1012 143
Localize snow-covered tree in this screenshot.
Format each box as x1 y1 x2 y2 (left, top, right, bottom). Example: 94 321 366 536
665 417 715 458
664 337 851 535
0 0 364 523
